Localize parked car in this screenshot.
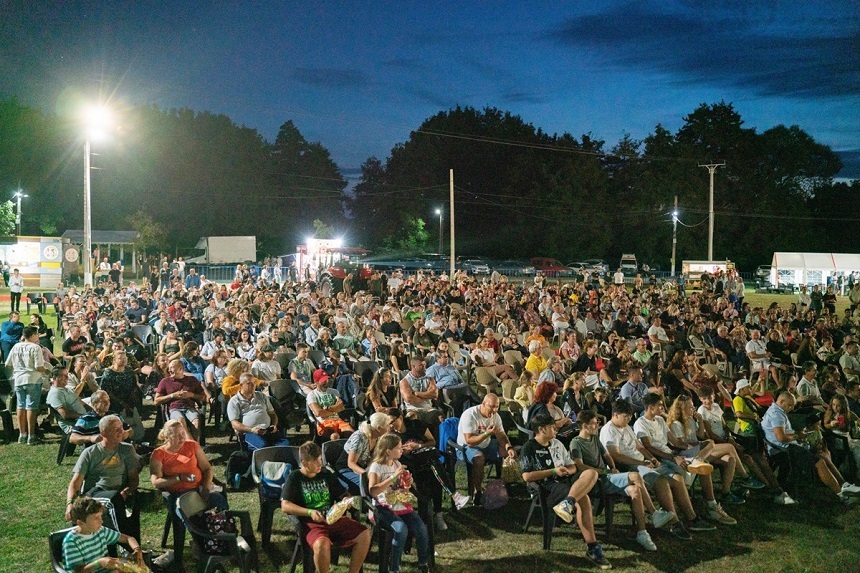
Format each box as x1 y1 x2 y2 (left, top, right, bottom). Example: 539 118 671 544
566 262 588 275
530 257 575 277
462 258 491 274
619 253 638 277
582 259 609 274
492 259 536 276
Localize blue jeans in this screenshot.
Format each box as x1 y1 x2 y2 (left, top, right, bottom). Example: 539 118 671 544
243 430 290 452
378 509 429 572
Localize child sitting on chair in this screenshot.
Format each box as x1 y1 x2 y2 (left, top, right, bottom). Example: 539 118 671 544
63 496 144 573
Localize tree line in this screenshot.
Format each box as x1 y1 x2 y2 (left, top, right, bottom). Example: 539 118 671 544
0 98 854 270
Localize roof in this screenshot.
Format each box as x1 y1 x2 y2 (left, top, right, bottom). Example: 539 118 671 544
62 230 141 244
771 252 860 271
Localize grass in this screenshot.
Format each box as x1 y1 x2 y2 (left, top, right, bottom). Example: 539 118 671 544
1 290 859 572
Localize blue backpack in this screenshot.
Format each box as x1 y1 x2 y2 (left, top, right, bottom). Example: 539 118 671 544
437 416 459 464
260 460 293 499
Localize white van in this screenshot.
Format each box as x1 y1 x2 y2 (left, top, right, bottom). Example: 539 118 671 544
620 254 638 276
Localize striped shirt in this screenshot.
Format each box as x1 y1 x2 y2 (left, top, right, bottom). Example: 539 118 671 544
63 526 120 572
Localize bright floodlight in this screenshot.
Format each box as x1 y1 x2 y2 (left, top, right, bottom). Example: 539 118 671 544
84 105 113 140
332 237 343 249
435 208 442 215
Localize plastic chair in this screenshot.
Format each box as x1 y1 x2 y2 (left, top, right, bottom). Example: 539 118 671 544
49 527 153 573
308 349 326 369
352 361 379 388
474 367 502 396
251 446 301 547
49 406 75 465
176 490 254 573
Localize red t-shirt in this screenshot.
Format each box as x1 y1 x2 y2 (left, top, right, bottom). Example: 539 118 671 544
156 375 204 411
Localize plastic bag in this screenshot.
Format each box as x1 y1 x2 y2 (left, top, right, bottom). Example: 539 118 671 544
501 457 522 484
482 479 509 510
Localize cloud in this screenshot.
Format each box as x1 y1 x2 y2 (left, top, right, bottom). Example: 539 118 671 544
292 68 369 89
549 2 860 99
501 91 550 104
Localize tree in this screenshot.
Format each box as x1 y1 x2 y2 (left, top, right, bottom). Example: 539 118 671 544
0 201 16 235
126 210 167 254
312 219 334 239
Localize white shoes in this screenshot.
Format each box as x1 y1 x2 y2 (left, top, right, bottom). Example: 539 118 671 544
636 530 657 551
452 492 470 510
773 492 798 505
840 482 860 496
650 509 676 529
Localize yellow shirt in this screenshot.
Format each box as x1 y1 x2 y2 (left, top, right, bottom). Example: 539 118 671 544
732 395 756 433
525 354 547 376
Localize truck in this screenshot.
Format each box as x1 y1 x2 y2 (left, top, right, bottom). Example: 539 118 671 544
187 236 257 264
619 253 638 276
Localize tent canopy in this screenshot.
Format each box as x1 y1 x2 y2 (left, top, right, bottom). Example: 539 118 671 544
771 252 860 272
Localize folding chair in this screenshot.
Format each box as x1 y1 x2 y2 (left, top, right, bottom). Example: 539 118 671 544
251 445 301 548
49 527 153 573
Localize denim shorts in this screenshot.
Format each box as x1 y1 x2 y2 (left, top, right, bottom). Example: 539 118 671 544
15 383 42 410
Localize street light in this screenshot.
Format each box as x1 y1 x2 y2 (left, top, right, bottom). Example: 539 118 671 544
83 105 113 287
435 208 443 254
12 189 28 236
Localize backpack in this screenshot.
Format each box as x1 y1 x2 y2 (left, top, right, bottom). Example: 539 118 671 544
482 479 509 510
437 416 460 464
225 450 252 491
260 460 292 499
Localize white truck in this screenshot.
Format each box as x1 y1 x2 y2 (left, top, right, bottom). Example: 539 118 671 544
187 236 256 264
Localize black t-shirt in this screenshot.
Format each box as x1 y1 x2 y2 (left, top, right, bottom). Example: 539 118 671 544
395 418 428 445
281 468 346 523
62 336 88 356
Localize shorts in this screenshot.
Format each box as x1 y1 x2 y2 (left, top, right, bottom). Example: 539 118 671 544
637 463 679 489
317 418 353 436
601 472 634 496
169 407 200 424
15 384 42 410
543 473 585 507
457 438 500 463
305 516 367 549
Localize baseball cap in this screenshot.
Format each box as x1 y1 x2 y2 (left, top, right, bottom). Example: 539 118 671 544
735 379 750 392
312 368 330 384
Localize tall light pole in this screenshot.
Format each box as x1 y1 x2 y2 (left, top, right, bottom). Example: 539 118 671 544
83 105 112 287
13 189 28 236
670 196 678 277
435 208 443 254
700 162 724 260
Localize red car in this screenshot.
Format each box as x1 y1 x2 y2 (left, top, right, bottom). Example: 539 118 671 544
529 257 575 278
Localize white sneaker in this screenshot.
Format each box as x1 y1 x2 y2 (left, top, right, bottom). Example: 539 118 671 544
651 509 676 529
434 512 448 531
153 550 174 567
636 530 657 551
774 492 798 505
840 483 860 496
452 492 470 510
839 492 859 505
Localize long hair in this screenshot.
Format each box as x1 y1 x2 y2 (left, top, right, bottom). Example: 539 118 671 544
666 394 694 437
372 433 402 464
533 381 559 405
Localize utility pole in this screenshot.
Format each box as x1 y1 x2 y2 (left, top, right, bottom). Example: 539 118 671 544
671 195 678 277
435 208 443 254
700 162 725 260
13 189 28 236
449 169 455 278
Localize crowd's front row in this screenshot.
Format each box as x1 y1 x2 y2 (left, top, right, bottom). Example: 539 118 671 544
61 386 860 573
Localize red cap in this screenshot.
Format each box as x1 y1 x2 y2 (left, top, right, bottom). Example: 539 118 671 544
312 368 330 384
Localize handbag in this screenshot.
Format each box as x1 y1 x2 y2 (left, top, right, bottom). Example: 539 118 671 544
196 508 237 555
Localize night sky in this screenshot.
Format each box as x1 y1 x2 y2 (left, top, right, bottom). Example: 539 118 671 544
1 1 858 179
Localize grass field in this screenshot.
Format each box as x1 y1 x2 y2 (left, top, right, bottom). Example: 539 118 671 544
1 290 859 572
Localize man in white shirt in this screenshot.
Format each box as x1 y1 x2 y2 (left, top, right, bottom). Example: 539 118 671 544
614 269 625 286
599 398 712 539
6 326 49 444
46 365 91 434
839 342 860 383
647 317 675 359
457 394 516 502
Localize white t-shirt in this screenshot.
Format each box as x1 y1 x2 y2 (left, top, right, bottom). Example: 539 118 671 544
745 338 770 370
599 421 645 462
457 405 502 449
697 404 726 439
647 325 668 343
633 415 672 455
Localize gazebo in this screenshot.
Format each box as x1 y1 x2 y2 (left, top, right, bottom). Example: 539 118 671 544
61 230 141 273
770 252 860 287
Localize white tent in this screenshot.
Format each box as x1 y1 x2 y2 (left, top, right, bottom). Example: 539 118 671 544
770 252 860 286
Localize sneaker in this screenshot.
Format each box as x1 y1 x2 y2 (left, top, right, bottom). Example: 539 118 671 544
840 483 860 497
585 544 612 570
722 492 746 505
688 517 717 531
153 550 174 567
650 509 676 529
452 492 470 510
670 522 692 540
27 435 42 445
839 492 859 506
636 530 657 551
774 492 798 505
472 491 482 507
553 499 575 524
434 512 448 531
707 504 737 525
686 459 714 475
738 476 766 490
17 434 26 444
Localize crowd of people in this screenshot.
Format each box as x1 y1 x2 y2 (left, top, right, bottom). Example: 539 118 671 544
3 260 860 571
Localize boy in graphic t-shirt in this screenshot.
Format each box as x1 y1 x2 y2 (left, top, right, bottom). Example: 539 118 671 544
281 442 370 573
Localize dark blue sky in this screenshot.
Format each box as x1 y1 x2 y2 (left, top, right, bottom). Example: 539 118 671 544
2 1 858 178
